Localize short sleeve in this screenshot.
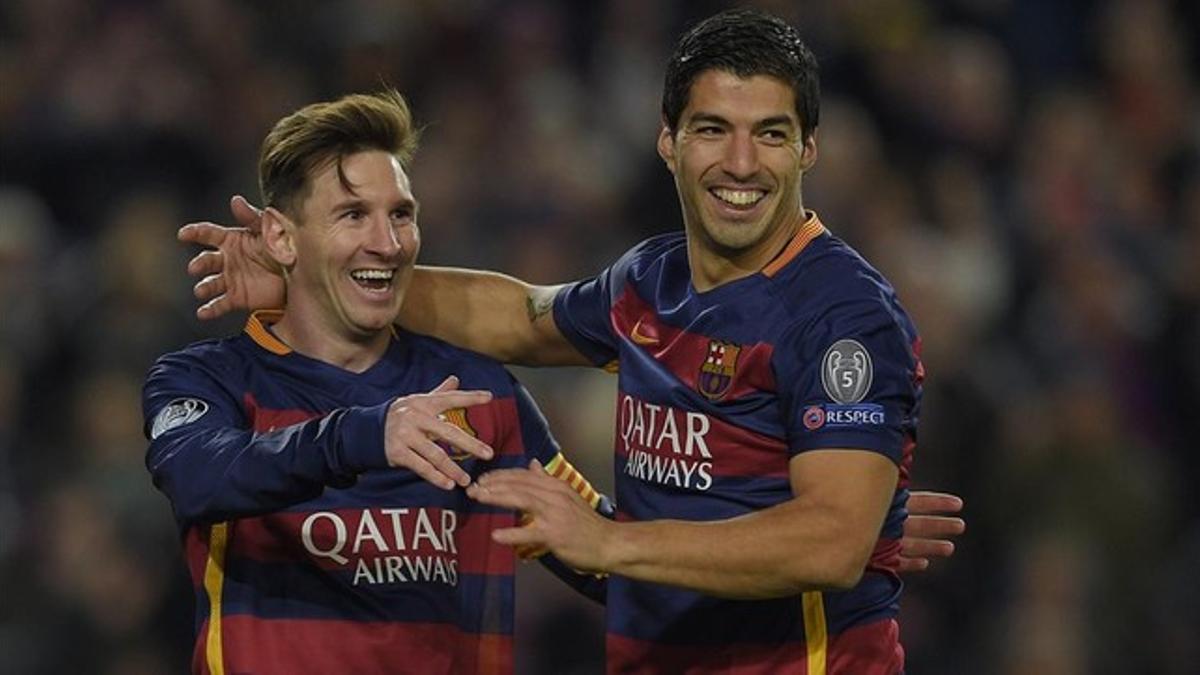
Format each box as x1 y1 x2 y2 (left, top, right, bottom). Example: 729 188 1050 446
778 298 921 465
552 240 653 368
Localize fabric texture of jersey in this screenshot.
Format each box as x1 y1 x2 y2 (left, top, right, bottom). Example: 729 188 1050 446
144 312 565 675
553 212 922 674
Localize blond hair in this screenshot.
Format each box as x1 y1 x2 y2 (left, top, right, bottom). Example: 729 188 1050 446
258 88 418 218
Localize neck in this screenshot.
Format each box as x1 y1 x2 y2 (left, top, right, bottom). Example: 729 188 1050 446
687 207 809 292
272 304 391 373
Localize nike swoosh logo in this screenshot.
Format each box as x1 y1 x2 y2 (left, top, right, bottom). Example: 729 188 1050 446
630 318 659 346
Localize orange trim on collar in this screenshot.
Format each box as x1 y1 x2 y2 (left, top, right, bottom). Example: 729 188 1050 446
244 310 291 355
762 212 826 278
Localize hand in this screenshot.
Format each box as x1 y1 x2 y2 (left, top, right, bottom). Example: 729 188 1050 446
385 376 495 490
899 491 965 572
179 195 286 320
467 459 613 573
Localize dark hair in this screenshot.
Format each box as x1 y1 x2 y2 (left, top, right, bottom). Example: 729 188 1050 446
661 9 819 138
259 88 419 218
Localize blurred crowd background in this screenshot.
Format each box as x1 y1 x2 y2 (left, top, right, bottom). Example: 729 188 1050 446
1 0 1198 673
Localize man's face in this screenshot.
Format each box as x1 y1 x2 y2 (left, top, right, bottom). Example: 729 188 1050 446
287 150 419 340
659 70 816 260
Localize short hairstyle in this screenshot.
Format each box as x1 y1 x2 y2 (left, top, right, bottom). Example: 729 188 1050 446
661 9 820 139
259 88 419 218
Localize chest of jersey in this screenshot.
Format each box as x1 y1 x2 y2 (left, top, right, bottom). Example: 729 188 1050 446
606 286 795 517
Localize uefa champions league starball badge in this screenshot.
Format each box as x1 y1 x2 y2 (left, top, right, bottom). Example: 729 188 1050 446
820 339 873 404
151 398 211 439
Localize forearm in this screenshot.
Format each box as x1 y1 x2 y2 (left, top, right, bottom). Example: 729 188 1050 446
602 497 884 599
400 266 587 366
148 405 388 523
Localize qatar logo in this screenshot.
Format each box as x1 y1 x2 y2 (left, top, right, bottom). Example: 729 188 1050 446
698 340 742 401
821 339 873 404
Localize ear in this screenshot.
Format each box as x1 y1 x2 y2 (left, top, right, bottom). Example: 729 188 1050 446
656 123 677 175
262 206 298 268
799 129 818 172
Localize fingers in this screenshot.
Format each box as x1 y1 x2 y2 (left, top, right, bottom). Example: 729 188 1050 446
896 557 931 573
194 274 226 303
197 295 235 321
178 222 229 247
904 514 966 539
467 480 540 512
491 525 541 547
907 491 964 515
187 249 225 277
231 195 264 231
408 435 472 488
900 537 955 559
470 464 551 493
431 375 459 393
428 421 493 461
428 390 493 411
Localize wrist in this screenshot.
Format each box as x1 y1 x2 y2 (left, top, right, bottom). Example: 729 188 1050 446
598 518 642 576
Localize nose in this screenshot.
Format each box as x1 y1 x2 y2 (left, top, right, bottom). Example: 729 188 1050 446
720 131 760 181
365 215 405 258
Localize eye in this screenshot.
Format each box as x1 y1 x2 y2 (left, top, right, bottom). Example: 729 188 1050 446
342 208 364 221
391 207 414 222
761 129 789 143
696 125 724 137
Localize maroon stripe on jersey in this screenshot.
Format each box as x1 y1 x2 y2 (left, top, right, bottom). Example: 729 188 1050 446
605 618 902 674
867 537 901 576
911 337 925 386
216 615 512 675
184 526 211 590
610 289 776 400
240 394 524 457
226 508 517 576
606 633 808 674
827 618 904 675
243 393 321 431
897 436 915 489
614 394 790 478
190 619 210 674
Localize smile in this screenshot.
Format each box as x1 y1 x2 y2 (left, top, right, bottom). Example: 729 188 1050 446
349 268 396 292
710 187 766 208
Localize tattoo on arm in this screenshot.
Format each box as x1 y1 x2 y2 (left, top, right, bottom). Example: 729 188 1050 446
526 286 559 323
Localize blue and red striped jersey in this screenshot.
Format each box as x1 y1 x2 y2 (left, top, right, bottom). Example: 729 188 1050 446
554 213 923 674
143 311 577 675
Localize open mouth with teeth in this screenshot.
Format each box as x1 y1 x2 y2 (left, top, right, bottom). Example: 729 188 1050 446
349 268 396 292
710 187 767 209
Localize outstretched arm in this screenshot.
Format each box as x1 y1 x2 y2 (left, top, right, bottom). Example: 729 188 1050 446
469 449 898 599
180 196 588 366
400 268 589 366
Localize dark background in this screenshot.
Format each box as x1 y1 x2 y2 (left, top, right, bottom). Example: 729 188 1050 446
1 1 1197 673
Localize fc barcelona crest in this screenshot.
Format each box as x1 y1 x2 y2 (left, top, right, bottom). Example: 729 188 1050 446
438 407 479 462
698 340 742 400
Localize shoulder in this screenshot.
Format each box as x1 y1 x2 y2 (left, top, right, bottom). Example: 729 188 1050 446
780 234 908 314
142 336 256 418
611 232 687 278
772 234 918 351
147 335 251 382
